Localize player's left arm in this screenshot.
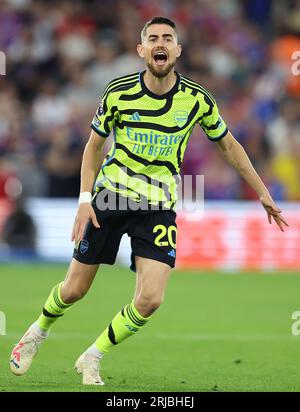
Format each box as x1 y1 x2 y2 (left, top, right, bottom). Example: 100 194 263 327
217 131 289 232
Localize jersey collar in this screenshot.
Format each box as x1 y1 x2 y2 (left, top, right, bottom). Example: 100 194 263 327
139 70 181 100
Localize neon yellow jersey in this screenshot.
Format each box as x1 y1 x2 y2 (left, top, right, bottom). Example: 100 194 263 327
91 71 228 209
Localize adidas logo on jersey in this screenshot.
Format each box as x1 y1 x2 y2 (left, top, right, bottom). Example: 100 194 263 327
168 249 176 258
129 112 141 121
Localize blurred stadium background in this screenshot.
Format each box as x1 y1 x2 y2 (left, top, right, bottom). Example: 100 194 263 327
0 0 299 270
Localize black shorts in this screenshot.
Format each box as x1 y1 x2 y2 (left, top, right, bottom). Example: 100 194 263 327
73 192 177 271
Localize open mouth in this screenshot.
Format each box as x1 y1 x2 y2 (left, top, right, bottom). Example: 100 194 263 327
153 51 168 65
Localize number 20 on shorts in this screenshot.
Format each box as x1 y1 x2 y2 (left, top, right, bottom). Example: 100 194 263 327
153 225 177 249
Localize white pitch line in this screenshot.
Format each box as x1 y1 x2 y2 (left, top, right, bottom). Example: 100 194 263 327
154 332 297 342
4 332 298 342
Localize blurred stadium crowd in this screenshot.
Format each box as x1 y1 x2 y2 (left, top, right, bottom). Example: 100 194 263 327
0 0 300 201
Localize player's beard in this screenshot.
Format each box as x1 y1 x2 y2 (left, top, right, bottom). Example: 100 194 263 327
146 59 176 78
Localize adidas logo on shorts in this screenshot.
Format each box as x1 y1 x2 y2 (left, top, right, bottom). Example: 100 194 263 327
168 249 176 258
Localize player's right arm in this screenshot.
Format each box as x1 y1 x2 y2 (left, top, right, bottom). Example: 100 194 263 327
72 84 119 243
71 130 106 243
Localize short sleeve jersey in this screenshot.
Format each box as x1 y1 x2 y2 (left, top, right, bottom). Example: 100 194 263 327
91 71 228 209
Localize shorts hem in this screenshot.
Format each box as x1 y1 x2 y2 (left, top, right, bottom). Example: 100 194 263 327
73 255 115 266
131 251 175 271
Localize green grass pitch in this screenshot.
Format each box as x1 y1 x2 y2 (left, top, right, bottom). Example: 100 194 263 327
0 263 300 392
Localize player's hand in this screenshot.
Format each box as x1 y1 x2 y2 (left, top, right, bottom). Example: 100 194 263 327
71 203 100 243
259 192 289 232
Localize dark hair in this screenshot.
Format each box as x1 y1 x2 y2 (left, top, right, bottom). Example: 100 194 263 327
141 17 178 42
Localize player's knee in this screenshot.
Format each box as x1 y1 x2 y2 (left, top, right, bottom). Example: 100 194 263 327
61 286 86 304
135 293 163 316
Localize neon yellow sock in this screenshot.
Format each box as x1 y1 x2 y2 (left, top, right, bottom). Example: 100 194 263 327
37 282 72 331
95 301 151 353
